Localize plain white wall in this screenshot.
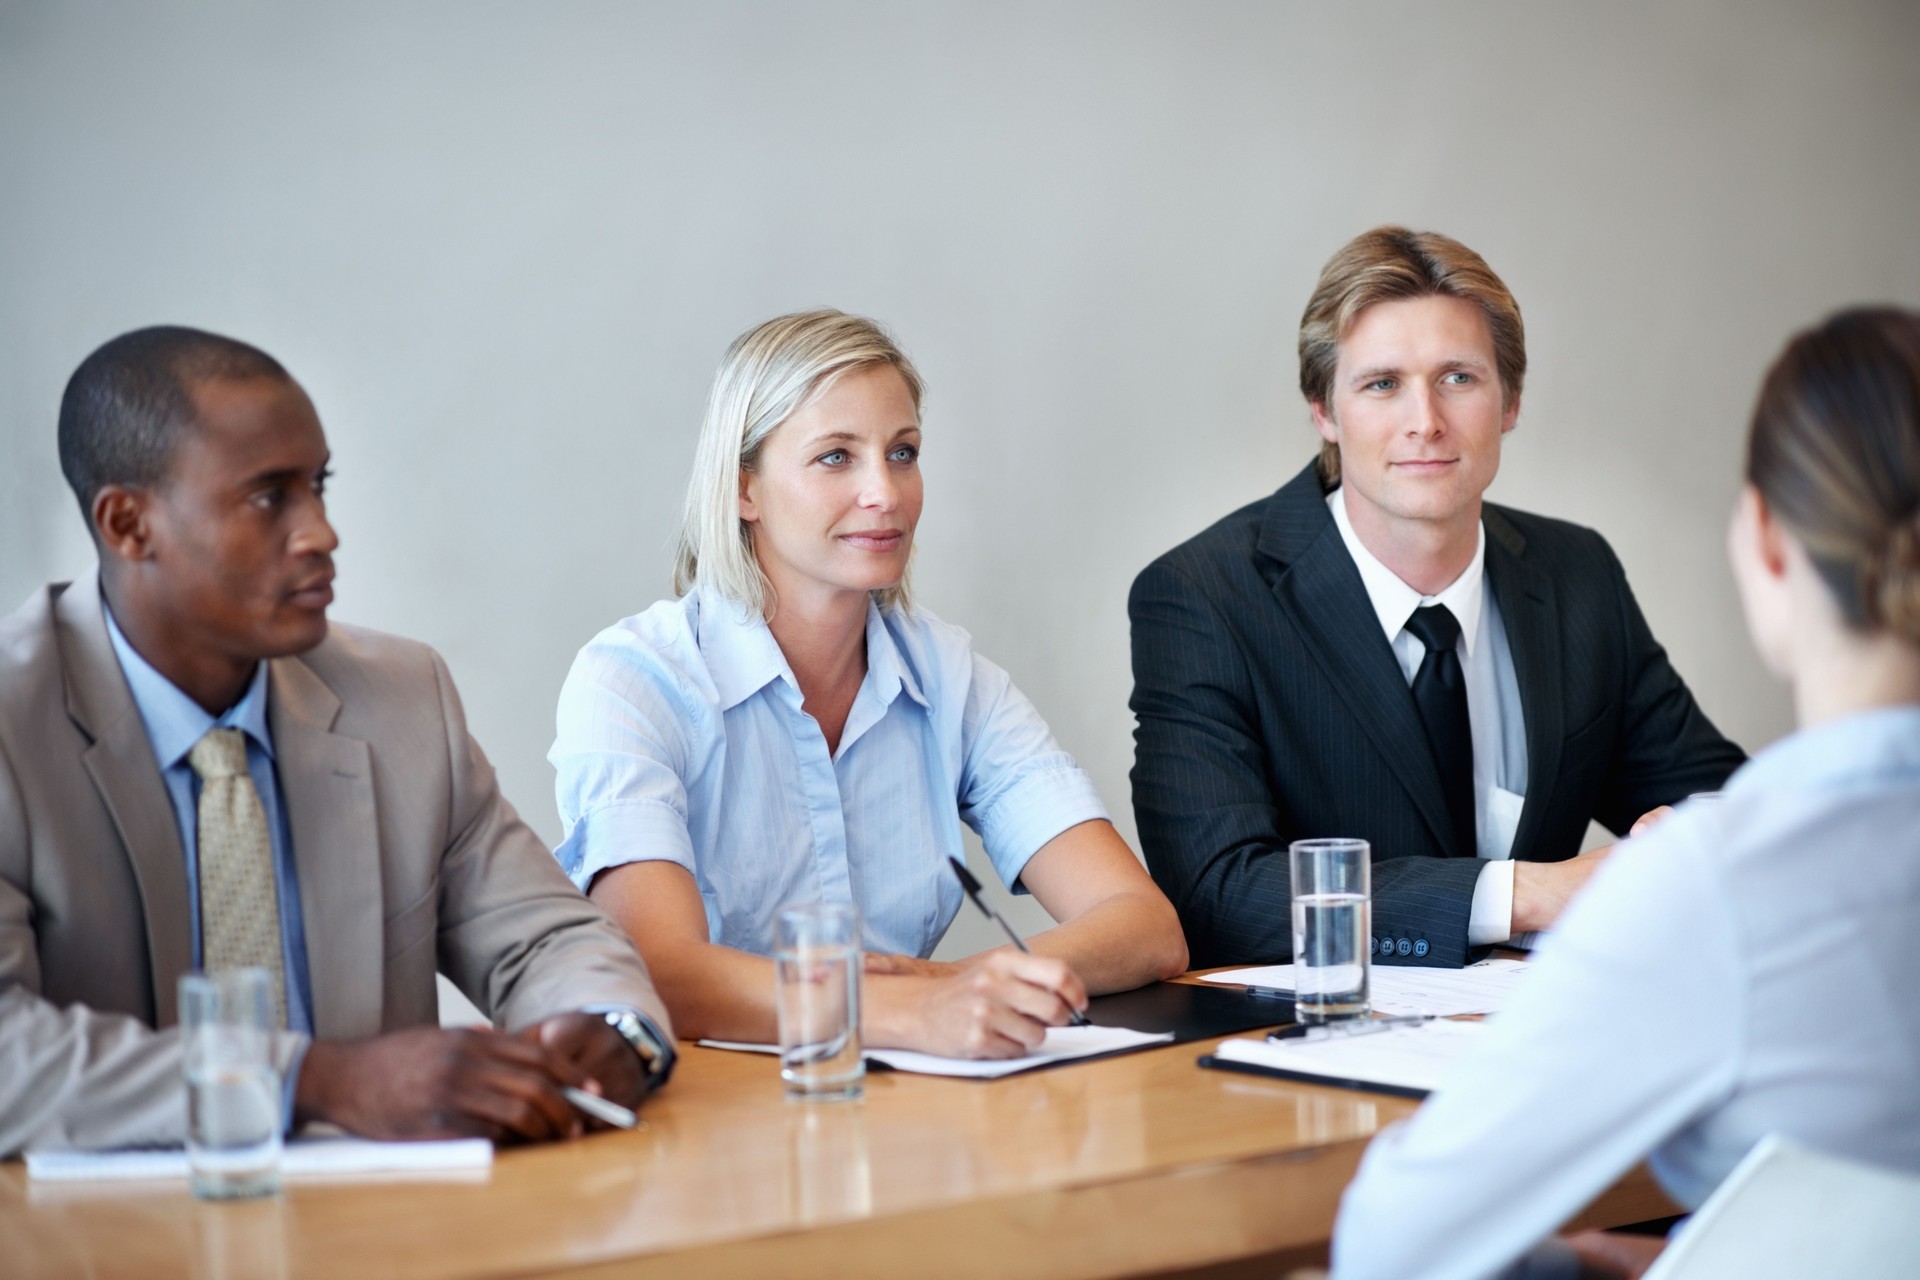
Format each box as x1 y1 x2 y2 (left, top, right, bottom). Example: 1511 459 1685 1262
4 2 1918 961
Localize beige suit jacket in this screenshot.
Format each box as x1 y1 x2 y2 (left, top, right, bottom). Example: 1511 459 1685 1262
0 576 672 1155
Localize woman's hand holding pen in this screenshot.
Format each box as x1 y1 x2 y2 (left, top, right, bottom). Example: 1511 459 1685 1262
864 949 1088 1059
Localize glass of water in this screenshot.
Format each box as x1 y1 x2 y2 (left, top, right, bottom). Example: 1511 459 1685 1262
775 902 863 1101
180 968 283 1199
1289 838 1372 1024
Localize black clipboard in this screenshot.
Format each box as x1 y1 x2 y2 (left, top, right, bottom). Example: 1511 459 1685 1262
1084 980 1294 1044
1194 1051 1432 1100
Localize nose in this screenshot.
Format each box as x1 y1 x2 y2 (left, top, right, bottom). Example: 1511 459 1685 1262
857 459 899 512
1405 383 1444 439
292 496 340 557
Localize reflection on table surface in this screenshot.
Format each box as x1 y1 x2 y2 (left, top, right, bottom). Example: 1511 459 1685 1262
0 1025 1671 1280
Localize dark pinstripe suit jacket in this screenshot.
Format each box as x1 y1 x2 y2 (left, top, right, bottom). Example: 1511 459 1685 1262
1128 461 1745 969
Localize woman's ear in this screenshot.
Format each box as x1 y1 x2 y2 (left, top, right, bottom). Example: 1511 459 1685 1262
1749 487 1791 580
737 468 757 524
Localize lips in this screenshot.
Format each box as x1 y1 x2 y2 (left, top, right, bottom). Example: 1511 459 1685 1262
287 570 336 610
838 529 905 551
1393 458 1459 473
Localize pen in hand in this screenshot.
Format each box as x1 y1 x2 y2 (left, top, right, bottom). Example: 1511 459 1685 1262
945 856 1091 1027
562 1086 640 1130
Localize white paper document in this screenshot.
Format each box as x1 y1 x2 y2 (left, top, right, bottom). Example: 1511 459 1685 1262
26 1134 494 1182
698 1024 1173 1078
1201 956 1529 1017
1210 1018 1489 1095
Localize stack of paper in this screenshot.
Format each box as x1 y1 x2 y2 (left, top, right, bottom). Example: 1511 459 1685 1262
27 1135 494 1182
1206 1019 1489 1097
698 1024 1174 1079
1200 957 1528 1017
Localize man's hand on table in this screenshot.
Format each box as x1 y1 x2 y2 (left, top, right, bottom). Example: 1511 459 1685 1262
1512 805 1677 933
295 1023 608 1143
523 1011 647 1109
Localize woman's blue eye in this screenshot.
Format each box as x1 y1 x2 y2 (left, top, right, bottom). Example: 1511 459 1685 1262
889 444 919 463
818 449 849 466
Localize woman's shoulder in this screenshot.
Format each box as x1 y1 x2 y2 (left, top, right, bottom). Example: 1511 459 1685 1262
563 594 720 716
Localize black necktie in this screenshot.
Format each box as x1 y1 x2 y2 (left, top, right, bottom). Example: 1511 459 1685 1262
1403 604 1476 857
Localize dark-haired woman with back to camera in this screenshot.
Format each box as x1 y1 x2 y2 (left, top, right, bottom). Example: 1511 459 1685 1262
1330 308 1920 1280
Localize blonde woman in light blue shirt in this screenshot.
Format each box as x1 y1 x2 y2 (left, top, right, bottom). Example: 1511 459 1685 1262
552 310 1186 1058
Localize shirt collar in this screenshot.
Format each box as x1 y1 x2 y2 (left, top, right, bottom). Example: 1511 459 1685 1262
863 599 930 712
694 590 794 711
102 600 275 771
1730 705 1920 797
1327 486 1486 657
692 587 928 714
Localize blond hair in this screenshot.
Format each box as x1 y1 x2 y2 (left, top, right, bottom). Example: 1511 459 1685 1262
673 309 925 616
1298 227 1526 485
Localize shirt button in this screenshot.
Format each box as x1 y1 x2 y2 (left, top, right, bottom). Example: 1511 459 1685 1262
1396 938 1413 957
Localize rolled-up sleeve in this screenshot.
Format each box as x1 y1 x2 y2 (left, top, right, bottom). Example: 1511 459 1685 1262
550 630 701 892
956 653 1109 893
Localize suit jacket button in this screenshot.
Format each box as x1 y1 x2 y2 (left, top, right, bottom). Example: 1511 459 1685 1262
1395 938 1413 957
1413 939 1429 958
1369 935 1380 955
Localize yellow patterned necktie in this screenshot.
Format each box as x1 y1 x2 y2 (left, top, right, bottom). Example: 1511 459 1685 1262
187 727 288 1028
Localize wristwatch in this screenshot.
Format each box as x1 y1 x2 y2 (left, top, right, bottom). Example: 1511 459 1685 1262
602 1008 677 1092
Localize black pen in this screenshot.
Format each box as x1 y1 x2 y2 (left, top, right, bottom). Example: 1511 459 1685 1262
946 856 1091 1027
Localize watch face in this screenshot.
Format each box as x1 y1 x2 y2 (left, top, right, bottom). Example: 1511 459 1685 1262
607 1010 674 1082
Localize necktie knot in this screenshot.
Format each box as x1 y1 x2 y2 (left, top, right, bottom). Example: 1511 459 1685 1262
187 727 250 781
1404 604 1461 654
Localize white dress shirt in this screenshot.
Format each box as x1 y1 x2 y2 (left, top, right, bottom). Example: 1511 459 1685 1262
1328 488 1529 944
1331 705 1920 1280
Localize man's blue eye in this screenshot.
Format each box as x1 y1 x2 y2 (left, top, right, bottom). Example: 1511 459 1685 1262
1368 378 1396 392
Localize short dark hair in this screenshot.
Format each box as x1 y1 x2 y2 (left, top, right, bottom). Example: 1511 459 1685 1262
57 325 290 527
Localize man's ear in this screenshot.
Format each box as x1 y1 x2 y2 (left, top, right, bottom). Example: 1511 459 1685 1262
1309 400 1339 445
92 485 155 563
1500 392 1522 435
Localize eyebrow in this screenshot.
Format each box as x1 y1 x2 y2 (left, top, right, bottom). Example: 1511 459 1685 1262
238 458 331 490
1347 356 1493 386
805 425 921 447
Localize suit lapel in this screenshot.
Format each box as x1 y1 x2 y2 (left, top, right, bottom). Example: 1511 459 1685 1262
269 653 386 1040
1258 466 1458 852
56 577 195 1026
1484 508 1563 860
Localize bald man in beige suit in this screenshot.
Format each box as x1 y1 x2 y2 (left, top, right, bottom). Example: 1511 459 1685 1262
0 327 674 1156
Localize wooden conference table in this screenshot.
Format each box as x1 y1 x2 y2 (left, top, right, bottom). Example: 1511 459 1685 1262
0 983 1676 1280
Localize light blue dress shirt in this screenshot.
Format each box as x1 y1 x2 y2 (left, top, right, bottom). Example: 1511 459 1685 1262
1332 705 1920 1280
550 588 1110 958
104 607 316 1037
